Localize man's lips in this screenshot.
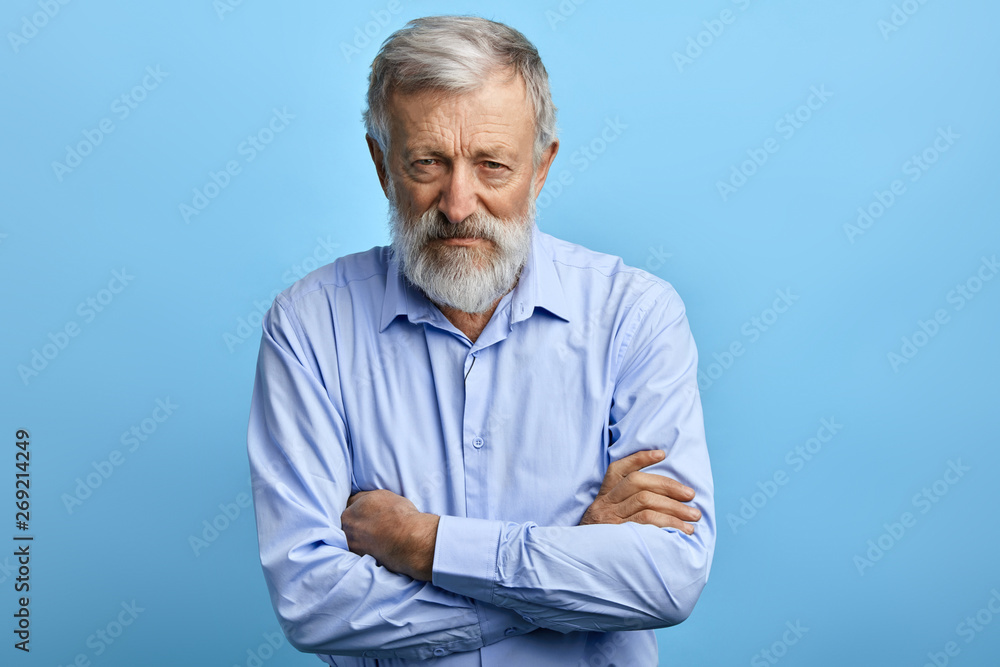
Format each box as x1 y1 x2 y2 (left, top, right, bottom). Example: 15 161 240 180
439 237 485 246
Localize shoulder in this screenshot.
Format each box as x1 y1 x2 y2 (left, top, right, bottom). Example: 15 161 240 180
264 245 391 340
275 245 390 310
538 229 682 317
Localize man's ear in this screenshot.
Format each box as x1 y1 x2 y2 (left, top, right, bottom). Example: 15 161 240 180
532 140 560 198
366 134 390 198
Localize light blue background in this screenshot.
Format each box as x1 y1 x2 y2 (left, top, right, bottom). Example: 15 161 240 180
2 1 998 665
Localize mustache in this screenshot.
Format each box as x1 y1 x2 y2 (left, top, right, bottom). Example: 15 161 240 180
420 210 496 242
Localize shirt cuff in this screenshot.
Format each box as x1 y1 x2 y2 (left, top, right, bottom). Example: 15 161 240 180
432 515 503 604
475 599 537 645
433 516 538 643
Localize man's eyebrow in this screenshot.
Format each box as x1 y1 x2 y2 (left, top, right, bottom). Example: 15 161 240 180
402 144 517 161
471 145 516 161
404 145 448 159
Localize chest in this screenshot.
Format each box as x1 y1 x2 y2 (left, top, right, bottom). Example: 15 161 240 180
333 321 616 525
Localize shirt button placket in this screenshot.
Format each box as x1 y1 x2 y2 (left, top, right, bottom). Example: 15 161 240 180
462 349 491 519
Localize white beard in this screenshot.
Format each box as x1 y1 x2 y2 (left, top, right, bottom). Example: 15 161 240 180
387 181 536 314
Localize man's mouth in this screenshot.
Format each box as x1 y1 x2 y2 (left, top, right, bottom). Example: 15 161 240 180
438 237 485 246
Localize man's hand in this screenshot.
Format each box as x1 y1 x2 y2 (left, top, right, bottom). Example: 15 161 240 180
579 450 702 534
341 489 439 582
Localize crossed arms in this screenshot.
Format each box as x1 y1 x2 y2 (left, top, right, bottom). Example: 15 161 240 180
341 449 704 582
247 287 715 660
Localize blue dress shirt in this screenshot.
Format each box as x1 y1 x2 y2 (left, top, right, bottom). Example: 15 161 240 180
247 224 716 666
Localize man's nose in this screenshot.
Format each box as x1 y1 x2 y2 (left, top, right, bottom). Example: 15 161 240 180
436 165 478 224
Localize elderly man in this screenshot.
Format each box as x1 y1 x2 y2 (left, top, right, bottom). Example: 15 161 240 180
247 15 715 666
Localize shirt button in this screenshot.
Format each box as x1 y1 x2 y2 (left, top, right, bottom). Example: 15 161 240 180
504 627 518 636
473 437 484 449
433 648 447 656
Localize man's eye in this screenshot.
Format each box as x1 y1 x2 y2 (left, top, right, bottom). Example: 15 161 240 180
416 159 436 166
484 161 503 170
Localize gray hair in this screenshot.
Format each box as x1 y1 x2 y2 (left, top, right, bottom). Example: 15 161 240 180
363 15 557 166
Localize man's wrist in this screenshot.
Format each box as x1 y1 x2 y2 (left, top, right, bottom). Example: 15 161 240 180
405 513 439 582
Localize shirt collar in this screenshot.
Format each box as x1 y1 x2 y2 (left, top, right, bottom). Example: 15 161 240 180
379 247 427 332
509 223 571 326
379 223 571 333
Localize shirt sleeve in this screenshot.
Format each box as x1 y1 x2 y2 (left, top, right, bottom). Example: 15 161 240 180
247 296 536 660
431 282 716 633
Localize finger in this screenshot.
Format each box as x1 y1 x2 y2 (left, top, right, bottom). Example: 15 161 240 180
606 449 665 478
622 509 697 534
619 490 702 523
599 450 665 494
345 490 373 509
604 470 695 505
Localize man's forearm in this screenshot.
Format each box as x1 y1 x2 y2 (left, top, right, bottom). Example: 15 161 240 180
343 490 713 635
402 513 439 581
432 514 713 633
344 449 702 585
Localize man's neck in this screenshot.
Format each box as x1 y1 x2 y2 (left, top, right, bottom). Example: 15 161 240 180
434 271 522 342
424 267 524 343
436 301 500 343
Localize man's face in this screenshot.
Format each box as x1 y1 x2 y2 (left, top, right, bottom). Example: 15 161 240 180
369 71 557 314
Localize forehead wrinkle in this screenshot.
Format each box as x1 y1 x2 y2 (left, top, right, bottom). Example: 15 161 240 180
389 74 535 162
409 118 522 160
